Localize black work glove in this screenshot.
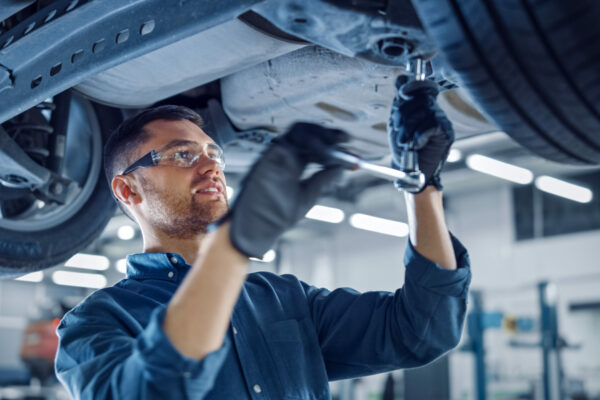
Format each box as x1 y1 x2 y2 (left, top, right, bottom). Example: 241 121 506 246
218 122 349 259
387 76 455 192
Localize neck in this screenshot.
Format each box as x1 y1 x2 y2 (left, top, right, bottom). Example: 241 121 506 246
142 228 206 266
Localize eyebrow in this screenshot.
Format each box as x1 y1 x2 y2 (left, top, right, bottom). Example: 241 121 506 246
159 139 200 151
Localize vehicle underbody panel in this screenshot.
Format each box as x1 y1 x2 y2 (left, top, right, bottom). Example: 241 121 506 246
73 18 305 109
0 0 263 123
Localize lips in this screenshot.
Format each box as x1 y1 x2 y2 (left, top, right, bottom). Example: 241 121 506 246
193 180 224 195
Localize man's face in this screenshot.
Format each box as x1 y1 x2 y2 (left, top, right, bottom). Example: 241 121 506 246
131 119 228 239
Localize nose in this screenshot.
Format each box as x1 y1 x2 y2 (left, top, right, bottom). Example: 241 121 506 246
194 154 222 177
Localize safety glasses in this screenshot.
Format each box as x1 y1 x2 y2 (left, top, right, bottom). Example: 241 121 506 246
121 141 225 175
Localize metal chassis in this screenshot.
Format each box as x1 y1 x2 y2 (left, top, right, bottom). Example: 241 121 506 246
0 0 263 124
0 0 262 196
0 0 430 124
0 0 432 196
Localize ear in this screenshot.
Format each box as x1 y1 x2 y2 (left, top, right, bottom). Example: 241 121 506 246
112 175 142 207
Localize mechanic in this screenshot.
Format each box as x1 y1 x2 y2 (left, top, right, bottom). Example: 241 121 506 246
54 78 471 399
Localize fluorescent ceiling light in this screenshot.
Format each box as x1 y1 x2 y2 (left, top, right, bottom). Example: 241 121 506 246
117 225 135 240
65 253 109 271
250 249 276 263
52 271 107 289
535 176 593 203
226 186 234 200
447 148 462 163
15 271 43 283
115 258 127 274
466 154 533 184
306 205 345 223
349 213 409 237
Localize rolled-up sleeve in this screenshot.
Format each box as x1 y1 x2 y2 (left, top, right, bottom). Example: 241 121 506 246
303 233 471 381
55 298 230 400
399 233 471 360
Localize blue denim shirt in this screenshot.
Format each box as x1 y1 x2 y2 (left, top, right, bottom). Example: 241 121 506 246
55 236 470 399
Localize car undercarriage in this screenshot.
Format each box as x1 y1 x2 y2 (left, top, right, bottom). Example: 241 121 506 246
1 0 599 274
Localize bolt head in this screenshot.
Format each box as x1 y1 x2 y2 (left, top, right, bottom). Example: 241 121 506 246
50 182 63 195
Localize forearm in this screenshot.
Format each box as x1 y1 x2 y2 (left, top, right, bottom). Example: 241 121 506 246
164 222 248 359
404 186 456 270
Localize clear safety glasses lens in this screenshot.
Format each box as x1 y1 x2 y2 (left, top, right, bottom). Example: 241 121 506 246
157 143 225 169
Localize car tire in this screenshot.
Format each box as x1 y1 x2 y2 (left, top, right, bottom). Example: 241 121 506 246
411 0 600 164
0 98 121 277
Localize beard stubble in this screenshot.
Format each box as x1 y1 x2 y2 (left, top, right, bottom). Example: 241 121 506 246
141 177 229 239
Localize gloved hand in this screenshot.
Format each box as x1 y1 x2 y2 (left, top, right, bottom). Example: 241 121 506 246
216 122 348 259
387 76 455 192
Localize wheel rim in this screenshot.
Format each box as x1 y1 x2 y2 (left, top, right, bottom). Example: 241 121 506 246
0 95 104 232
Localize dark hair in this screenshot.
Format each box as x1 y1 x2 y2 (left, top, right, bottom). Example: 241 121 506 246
103 104 204 218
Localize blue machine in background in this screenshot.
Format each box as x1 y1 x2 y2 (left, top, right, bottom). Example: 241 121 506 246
464 282 574 400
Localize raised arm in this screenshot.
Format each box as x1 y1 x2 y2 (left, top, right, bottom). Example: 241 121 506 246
164 123 349 359
388 76 457 269
405 187 456 270
163 222 248 359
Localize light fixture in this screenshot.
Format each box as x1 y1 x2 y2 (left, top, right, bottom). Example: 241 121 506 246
65 253 110 271
535 176 593 203
447 148 462 163
250 249 276 263
466 154 533 184
52 270 107 289
226 186 234 200
306 205 345 223
115 258 127 274
349 213 409 237
117 225 136 240
15 271 43 282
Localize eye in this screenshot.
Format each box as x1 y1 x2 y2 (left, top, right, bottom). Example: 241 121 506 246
173 150 192 160
205 144 223 160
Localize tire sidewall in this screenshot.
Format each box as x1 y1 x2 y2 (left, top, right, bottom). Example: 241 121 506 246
0 101 122 275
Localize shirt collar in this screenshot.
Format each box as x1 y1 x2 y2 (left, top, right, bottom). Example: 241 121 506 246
125 252 190 282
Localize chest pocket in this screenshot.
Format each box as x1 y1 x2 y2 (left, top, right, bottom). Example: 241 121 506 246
264 318 329 400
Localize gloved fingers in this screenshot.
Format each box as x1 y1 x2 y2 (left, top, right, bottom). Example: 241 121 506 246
311 125 350 146
413 126 440 150
436 113 455 141
278 122 350 165
251 142 306 184
393 108 437 147
297 166 344 215
389 89 434 136
394 75 410 90
398 95 434 123
300 166 344 197
301 131 349 164
284 123 350 147
400 80 440 99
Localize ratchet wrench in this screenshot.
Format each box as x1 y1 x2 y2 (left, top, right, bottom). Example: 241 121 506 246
324 148 425 192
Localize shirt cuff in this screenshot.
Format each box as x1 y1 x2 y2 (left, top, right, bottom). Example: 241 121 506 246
135 305 230 382
403 232 471 297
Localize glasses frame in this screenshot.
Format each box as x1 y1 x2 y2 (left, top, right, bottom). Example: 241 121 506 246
121 142 225 175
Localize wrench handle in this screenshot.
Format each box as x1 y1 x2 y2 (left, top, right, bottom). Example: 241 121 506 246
325 149 425 191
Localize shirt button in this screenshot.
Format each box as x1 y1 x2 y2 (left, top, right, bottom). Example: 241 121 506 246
233 326 238 335
253 384 262 394
183 371 192 379
167 271 174 278
170 256 178 264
